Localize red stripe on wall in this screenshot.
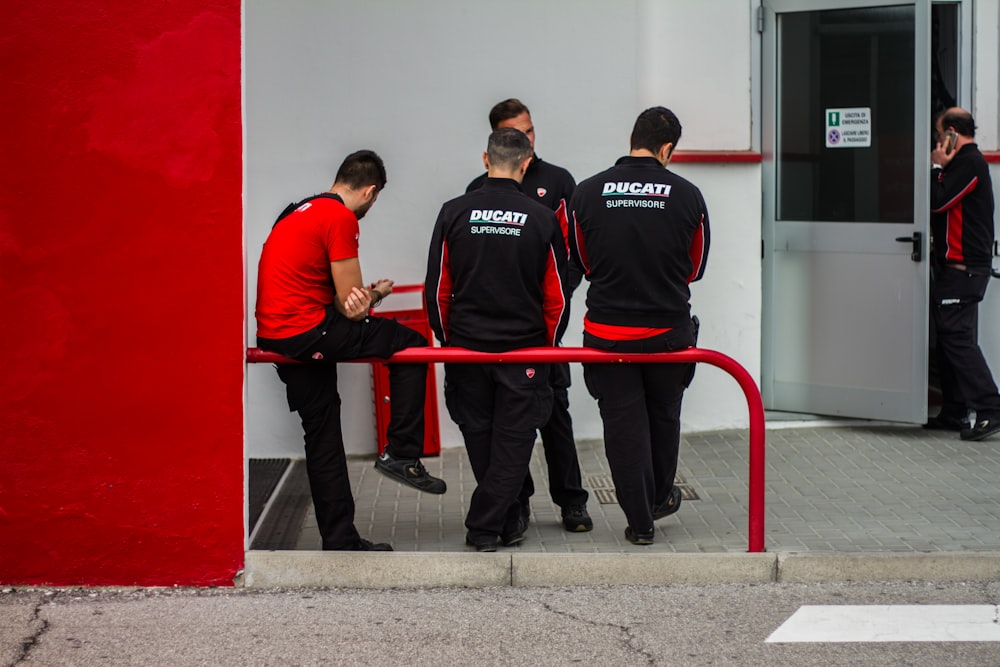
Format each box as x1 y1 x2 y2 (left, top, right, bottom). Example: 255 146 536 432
672 151 762 163
673 151 999 164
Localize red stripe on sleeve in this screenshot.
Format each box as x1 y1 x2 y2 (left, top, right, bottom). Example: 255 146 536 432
555 198 571 258
931 176 978 213
435 240 454 343
542 248 567 345
687 214 706 283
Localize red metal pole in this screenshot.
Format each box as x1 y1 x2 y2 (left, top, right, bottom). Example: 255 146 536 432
246 345 766 552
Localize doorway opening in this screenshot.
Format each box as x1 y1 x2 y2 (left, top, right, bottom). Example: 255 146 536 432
927 3 960 417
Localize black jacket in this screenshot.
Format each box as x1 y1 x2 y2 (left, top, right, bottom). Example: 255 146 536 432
426 178 569 352
930 143 996 270
569 156 710 328
468 155 580 291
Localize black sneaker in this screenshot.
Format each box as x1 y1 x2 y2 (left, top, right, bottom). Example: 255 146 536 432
924 414 969 431
466 536 500 553
960 418 1000 442
652 486 682 521
624 526 654 545
326 538 393 551
561 505 593 532
501 515 529 547
374 452 447 494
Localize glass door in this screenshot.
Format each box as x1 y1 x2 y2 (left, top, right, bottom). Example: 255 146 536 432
762 0 931 421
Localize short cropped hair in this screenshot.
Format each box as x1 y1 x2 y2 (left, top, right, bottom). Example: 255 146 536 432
335 149 387 191
489 98 530 130
630 107 683 154
938 109 976 138
487 128 532 170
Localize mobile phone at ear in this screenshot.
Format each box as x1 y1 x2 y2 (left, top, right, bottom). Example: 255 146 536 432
944 130 958 154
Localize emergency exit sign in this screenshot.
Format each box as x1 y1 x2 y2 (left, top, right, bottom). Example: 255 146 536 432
825 107 871 148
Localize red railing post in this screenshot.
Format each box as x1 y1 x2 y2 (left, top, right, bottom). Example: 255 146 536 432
246 345 766 552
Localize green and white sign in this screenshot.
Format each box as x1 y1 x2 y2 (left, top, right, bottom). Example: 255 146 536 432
825 107 871 148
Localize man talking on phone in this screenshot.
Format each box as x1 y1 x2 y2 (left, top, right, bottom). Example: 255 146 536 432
925 107 1000 442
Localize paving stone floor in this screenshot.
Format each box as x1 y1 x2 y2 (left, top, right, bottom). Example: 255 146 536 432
256 423 1000 554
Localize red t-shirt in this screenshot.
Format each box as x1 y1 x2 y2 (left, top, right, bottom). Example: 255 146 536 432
255 196 360 339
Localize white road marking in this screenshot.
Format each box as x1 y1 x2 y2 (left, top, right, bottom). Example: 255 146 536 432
766 605 1000 643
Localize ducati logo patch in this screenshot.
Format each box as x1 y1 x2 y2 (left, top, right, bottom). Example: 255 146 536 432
525 368 536 379
536 188 547 198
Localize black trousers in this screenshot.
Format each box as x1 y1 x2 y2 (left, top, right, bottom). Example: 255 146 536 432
583 324 696 534
517 362 588 513
259 310 427 550
444 363 553 544
931 266 1000 420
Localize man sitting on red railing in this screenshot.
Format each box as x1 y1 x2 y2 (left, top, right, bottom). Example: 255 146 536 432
255 150 445 552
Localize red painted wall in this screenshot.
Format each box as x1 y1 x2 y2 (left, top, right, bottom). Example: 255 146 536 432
0 2 244 585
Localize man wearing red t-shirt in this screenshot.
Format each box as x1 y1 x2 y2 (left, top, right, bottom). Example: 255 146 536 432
256 150 446 552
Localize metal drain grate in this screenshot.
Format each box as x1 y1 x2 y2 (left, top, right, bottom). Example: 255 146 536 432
587 475 699 504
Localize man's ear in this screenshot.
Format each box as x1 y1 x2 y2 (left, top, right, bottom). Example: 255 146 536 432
661 142 675 165
482 151 490 172
520 155 533 177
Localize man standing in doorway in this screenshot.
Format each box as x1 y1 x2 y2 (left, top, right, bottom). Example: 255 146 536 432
428 128 569 551
467 98 592 533
926 107 1000 442
569 107 710 545
256 150 446 552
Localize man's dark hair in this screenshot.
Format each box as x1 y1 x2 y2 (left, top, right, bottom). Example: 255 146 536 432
630 106 683 154
335 149 387 190
487 128 532 170
489 98 530 130
938 108 976 138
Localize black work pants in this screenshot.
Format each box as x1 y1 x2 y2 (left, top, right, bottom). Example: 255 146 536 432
259 310 427 550
517 362 588 513
931 266 1000 420
444 363 553 544
583 324 696 534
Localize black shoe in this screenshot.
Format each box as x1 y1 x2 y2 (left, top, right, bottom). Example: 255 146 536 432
501 515 529 547
466 536 500 553
960 418 1000 442
652 486 683 521
924 414 968 431
561 504 593 532
624 526 654 545
374 452 447 494
326 538 393 551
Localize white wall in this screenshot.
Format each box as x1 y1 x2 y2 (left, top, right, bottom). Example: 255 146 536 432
243 0 763 455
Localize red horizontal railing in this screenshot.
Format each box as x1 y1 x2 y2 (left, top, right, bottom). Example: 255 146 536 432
247 345 766 553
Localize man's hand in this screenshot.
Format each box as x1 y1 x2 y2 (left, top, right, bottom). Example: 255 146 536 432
931 141 955 169
369 278 394 301
343 286 373 320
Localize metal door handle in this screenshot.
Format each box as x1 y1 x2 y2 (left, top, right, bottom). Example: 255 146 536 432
894 232 922 262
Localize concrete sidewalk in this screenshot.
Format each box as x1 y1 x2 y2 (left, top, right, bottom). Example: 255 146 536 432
245 422 1000 588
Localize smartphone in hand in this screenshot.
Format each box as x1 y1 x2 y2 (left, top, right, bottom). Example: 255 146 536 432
943 130 958 155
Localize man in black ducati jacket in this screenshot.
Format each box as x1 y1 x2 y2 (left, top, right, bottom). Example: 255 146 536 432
569 107 710 546
467 98 592 533
926 107 1000 442
427 128 569 551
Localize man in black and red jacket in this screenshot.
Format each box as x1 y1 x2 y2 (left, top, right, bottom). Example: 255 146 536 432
427 128 569 551
926 107 1000 442
569 107 710 545
467 98 592 533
